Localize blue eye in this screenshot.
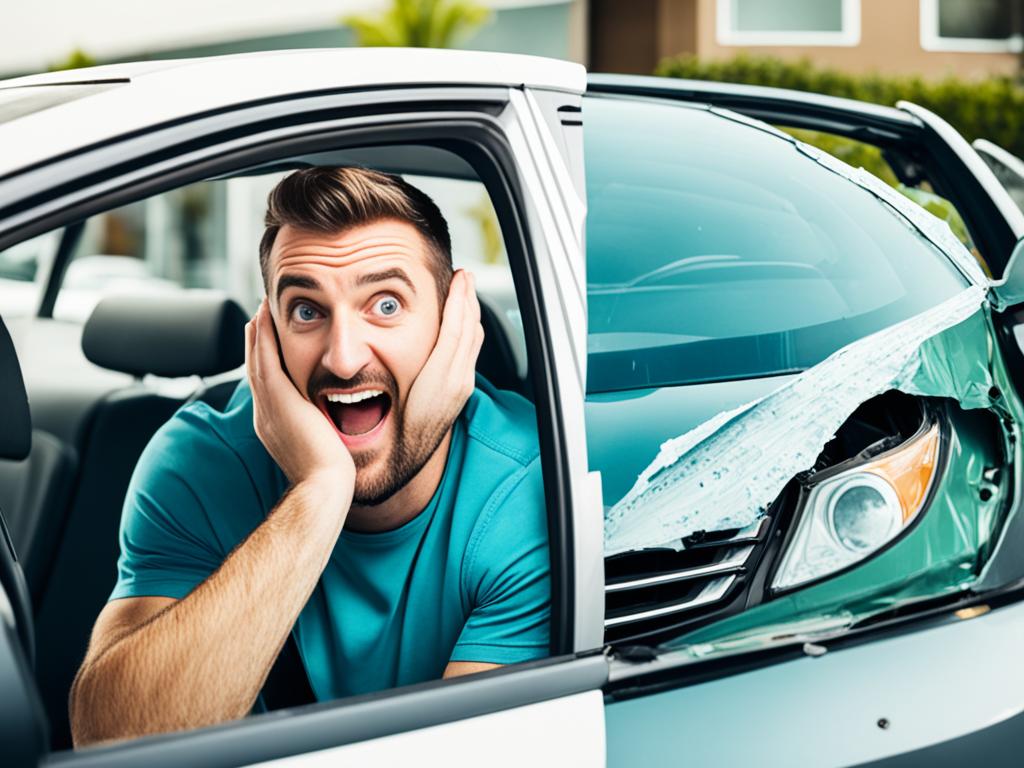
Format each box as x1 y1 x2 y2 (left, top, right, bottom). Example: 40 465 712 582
293 303 320 323
375 297 400 317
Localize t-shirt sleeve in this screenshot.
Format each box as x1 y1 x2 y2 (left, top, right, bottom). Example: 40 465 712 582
109 409 254 601
451 457 551 664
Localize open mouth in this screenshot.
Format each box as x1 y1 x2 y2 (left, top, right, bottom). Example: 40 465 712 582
320 390 392 437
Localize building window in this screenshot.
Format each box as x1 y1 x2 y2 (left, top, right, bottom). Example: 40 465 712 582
920 0 1024 53
716 0 861 47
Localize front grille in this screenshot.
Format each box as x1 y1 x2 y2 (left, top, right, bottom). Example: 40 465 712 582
603 517 770 646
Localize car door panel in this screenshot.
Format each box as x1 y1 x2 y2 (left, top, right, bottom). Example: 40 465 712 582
244 691 604 768
40 656 607 768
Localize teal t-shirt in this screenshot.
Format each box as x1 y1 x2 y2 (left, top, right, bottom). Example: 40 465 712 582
110 376 550 699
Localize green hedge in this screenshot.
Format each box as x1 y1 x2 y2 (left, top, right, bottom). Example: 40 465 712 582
655 54 1024 159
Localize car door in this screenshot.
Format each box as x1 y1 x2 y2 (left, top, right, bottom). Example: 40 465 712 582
974 138 1024 214
0 50 607 767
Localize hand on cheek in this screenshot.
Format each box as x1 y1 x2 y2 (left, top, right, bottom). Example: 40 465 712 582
403 270 484 447
245 300 356 506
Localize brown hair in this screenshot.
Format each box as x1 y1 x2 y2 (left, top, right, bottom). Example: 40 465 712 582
259 166 453 308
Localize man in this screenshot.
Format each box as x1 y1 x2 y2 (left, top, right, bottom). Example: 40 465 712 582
69 167 550 746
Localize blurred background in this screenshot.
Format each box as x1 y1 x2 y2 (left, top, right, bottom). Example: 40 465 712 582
5 1 1021 88
6 0 1022 172
3 0 1023 320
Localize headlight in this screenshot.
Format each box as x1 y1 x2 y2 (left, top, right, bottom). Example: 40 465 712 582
772 420 940 591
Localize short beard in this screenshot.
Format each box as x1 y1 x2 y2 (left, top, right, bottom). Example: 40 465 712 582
351 403 452 506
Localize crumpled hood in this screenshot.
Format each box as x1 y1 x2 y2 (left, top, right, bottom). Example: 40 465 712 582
604 284 990 555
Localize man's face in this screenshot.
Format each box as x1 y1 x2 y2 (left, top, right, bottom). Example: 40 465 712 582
268 219 444 505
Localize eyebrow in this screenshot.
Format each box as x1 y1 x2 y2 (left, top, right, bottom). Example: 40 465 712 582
275 274 322 304
355 268 417 295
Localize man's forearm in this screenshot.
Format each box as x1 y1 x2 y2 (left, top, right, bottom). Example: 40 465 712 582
71 477 347 745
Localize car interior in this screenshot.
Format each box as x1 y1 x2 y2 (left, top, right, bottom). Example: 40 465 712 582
0 145 538 750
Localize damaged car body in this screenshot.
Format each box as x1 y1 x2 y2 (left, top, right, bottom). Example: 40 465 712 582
601 287 1016 650
583 87 1024 691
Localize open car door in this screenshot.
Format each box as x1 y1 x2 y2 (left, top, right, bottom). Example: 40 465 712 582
0 49 606 767
975 138 1024 214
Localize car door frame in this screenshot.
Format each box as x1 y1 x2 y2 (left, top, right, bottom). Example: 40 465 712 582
974 137 1024 214
0 82 607 767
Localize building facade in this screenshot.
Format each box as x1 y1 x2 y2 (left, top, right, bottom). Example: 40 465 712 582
590 0 1024 78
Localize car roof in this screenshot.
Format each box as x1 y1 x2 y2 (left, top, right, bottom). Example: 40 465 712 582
587 73 921 134
0 48 585 180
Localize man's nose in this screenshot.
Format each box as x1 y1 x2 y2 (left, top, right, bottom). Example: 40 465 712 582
320 314 373 381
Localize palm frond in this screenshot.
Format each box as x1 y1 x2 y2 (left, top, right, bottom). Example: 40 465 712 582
344 0 490 48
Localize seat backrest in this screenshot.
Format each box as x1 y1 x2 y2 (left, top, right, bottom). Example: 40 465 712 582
32 292 248 750
0 315 36 669
0 508 48 767
33 389 190 749
0 431 77 605
477 299 530 399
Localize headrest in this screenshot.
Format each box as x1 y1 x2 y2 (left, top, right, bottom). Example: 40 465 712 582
82 292 249 378
0 317 31 461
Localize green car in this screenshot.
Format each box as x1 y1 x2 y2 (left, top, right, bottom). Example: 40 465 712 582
589 78 1024 767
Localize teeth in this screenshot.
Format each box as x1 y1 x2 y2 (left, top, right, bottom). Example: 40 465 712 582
325 389 384 404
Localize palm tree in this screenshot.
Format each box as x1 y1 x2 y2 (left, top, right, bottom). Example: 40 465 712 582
343 0 491 49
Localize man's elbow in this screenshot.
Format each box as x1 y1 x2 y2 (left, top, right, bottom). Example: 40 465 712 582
69 659 106 747
69 651 135 748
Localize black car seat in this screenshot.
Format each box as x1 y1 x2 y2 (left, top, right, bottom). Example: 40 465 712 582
476 299 530 399
0 314 50 763
31 292 247 750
